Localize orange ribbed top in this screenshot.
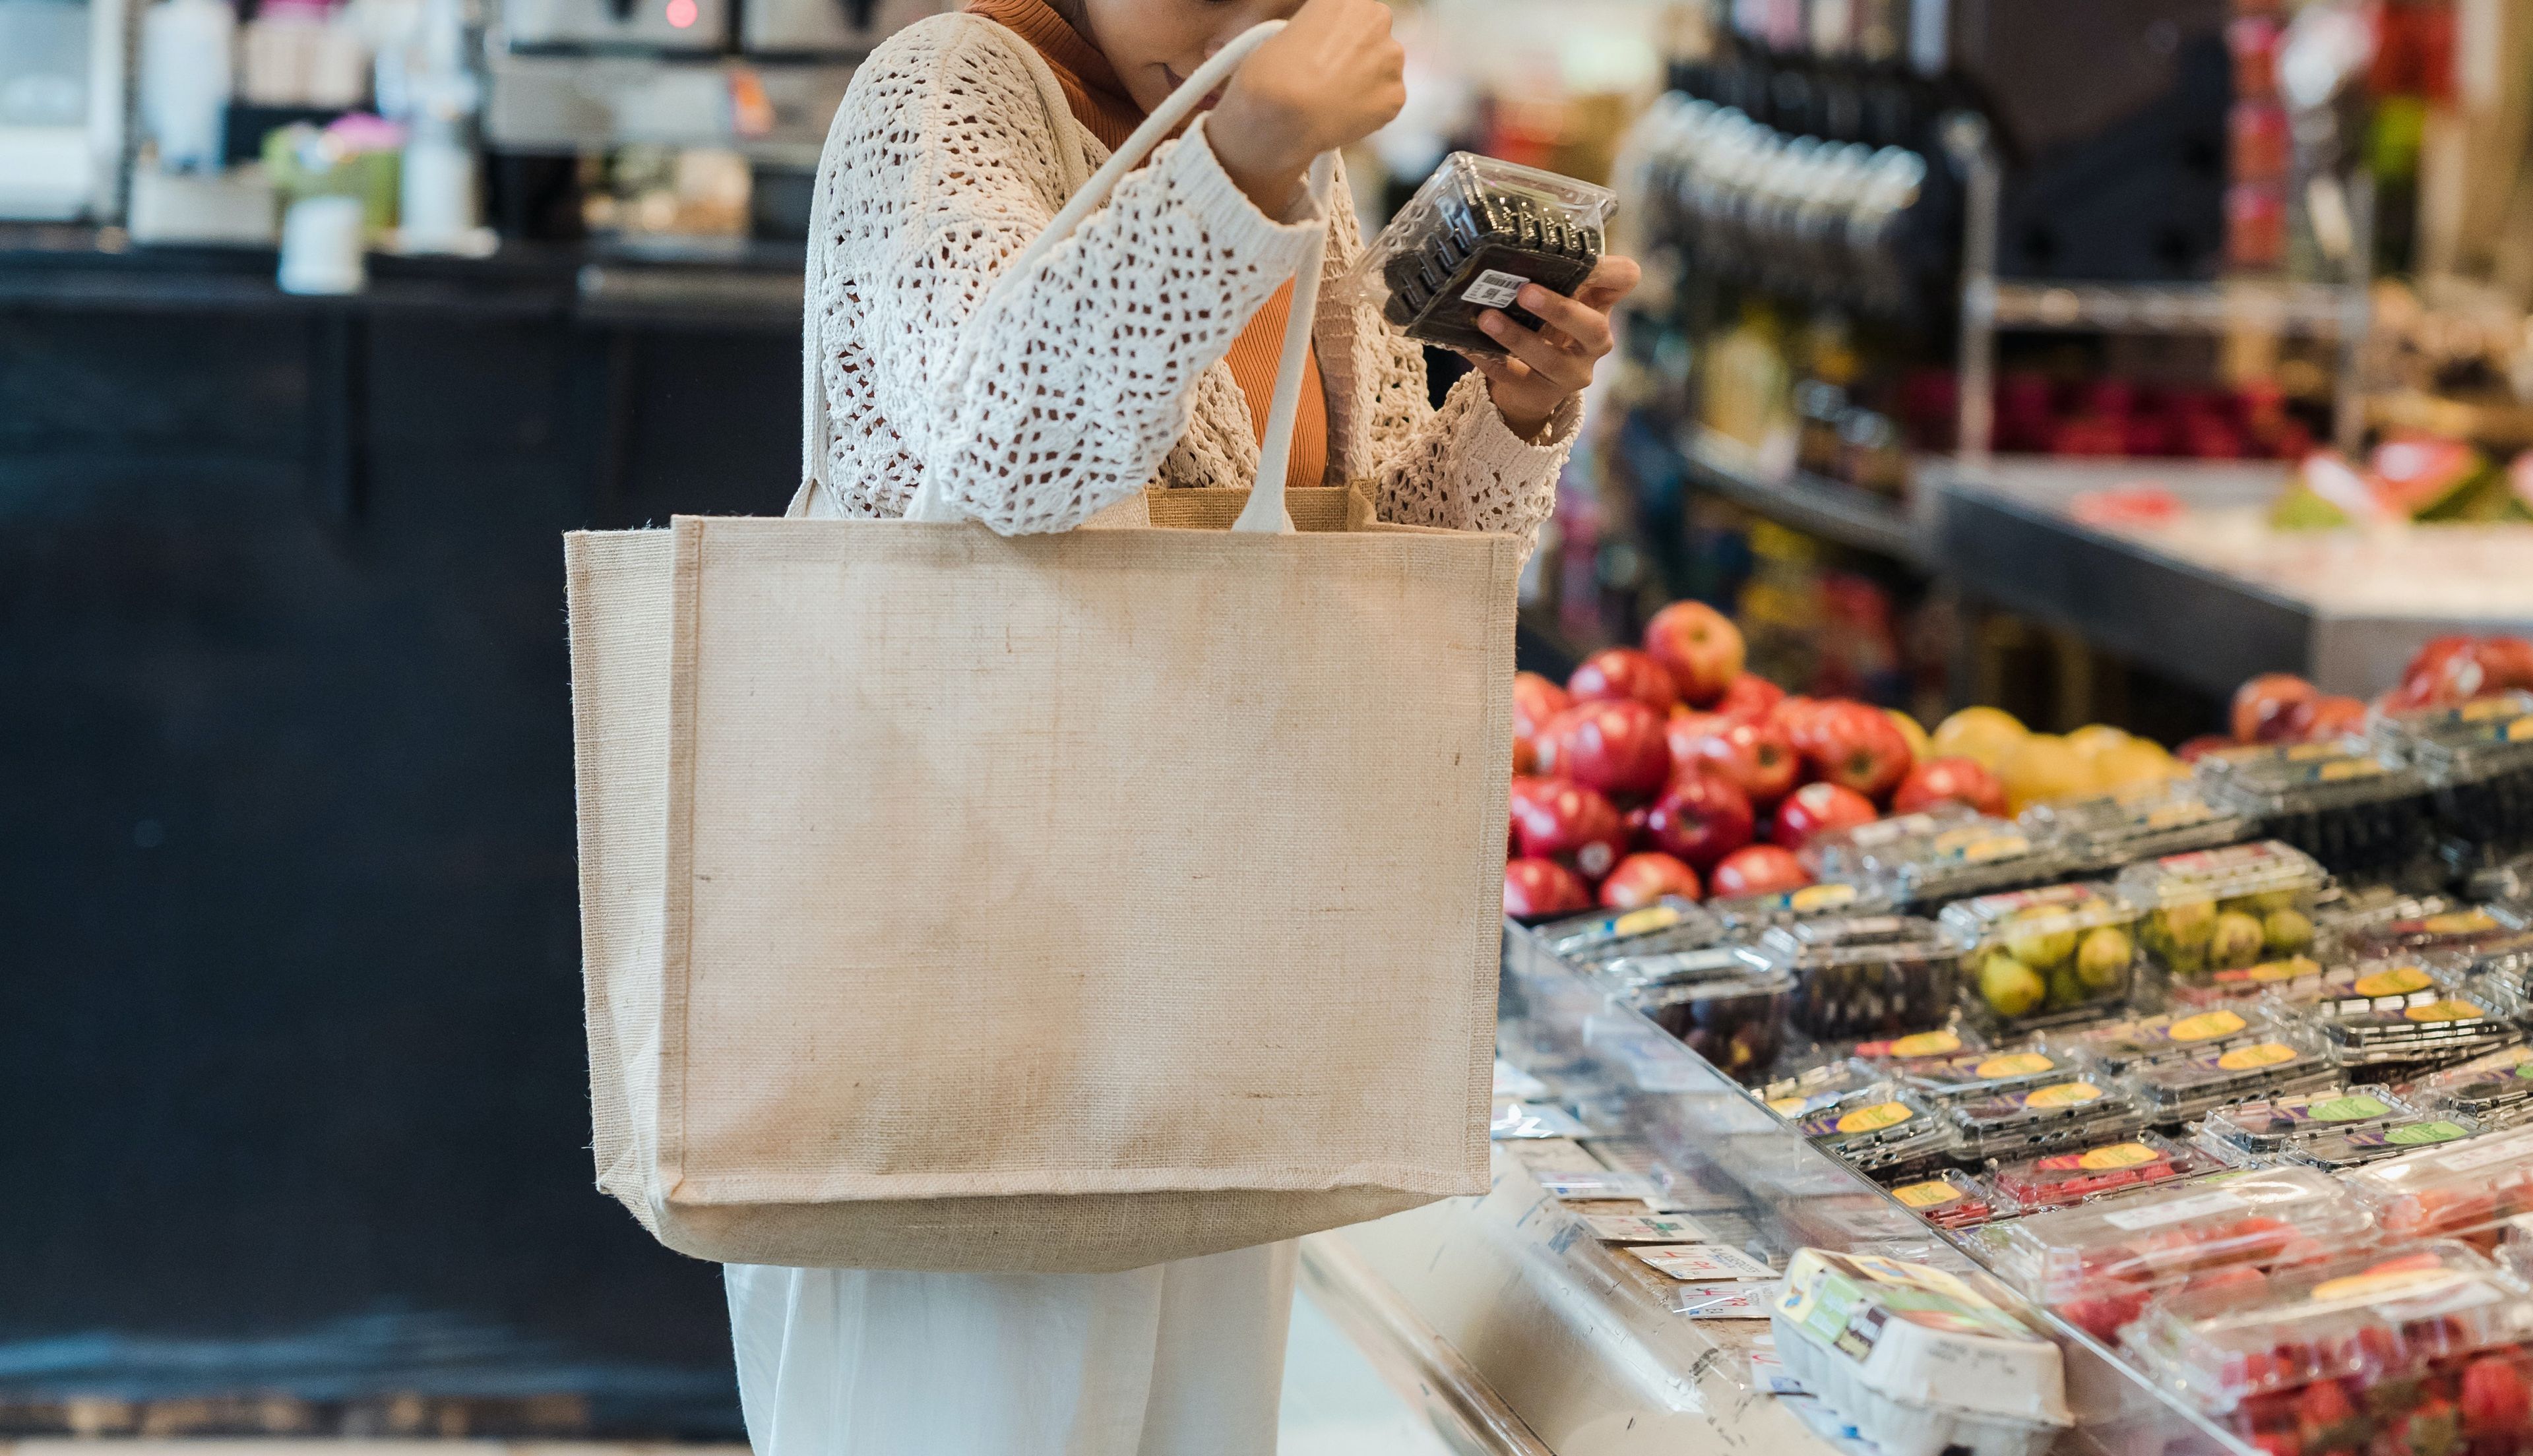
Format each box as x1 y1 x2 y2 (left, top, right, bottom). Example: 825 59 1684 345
963 0 1329 489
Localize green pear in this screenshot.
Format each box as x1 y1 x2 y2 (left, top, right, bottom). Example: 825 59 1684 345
1980 954 2046 1019
2077 926 2133 992
2156 899 2218 951
2263 908 2315 956
2209 911 2267 971
2007 925 2080 969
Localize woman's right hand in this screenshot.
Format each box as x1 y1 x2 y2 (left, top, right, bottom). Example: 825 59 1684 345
1210 0 1406 215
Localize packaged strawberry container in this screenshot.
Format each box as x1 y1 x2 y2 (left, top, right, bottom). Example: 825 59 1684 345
1805 810 2071 908
1900 1045 2084 1103
1747 914 1960 1040
1941 882 2141 1031
2020 779 2255 875
2198 1085 2422 1158
2121 1241 2533 1436
2342 1127 2533 1246
1890 1168 2004 1228
1945 1078 2145 1163
2115 841 2329 984
1705 879 1891 934
2051 1004 2284 1076
1989 1166 2370 1341
2197 741 2438 884
1987 1132 2225 1213
2339 903 2524 962
2307 967 2525 1074
2120 1027 2336 1126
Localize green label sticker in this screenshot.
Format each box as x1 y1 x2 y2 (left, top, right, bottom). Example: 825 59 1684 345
2311 1095 2394 1122
2387 1120 2472 1147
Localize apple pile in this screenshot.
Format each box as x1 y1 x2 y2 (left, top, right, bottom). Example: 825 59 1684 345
2205 635 2533 758
1505 603 2004 919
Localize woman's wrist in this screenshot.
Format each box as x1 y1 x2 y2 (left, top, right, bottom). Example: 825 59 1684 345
1205 103 1314 217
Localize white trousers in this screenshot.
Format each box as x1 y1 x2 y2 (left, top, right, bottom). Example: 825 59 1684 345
725 1240 1298 1456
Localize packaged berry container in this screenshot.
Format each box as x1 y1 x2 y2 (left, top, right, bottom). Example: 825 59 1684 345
1348 152 1614 357
2164 954 2340 1008
1889 1168 2003 1228
2121 1241 2533 1426
1901 1045 2082 1103
2410 1046 2533 1127
2197 742 2438 884
2344 1126 2533 1246
1989 1165 2370 1341
1705 880 1889 934
1600 943 1751 992
2115 841 2329 984
2199 1085 2421 1158
1534 897 1722 965
2383 692 2533 869
2338 903 2519 961
1745 915 1960 1040
1638 973 1794 1085
1800 1089 1955 1178
2121 1027 2336 1126
1987 1132 2224 1213
1850 1024 1986 1067
2020 779 2255 875
2280 1113 2483 1170
1945 1079 2144 1163
2308 969 2524 1074
1942 882 2141 1032
2052 1004 2281 1077
1805 810 2071 908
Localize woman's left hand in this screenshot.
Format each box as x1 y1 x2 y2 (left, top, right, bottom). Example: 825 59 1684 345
1468 255 1642 440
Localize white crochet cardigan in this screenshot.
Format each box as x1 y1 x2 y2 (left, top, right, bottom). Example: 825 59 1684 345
797 11 1580 536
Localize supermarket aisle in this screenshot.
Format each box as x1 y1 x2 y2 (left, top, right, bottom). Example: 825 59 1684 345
1278 1290 1455 1456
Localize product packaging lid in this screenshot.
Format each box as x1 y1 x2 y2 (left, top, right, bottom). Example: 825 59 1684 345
2052 1006 2278 1075
1760 1059 1891 1120
2346 1125 2533 1243
1801 805 1984 879
1753 914 1954 973
1536 898 1725 966
1901 1045 2082 1101
1945 1078 2144 1160
1798 1087 1941 1152
1602 943 1757 990
2277 1113 2482 1169
2020 779 2255 871
2167 954 2344 1007
2309 968 2524 1064
2197 740 2433 817
2199 1085 2420 1154
1987 1131 2225 1214
1635 971 1796 1016
1346 151 1615 344
2377 690 2533 782
2119 1027 2336 1124
2339 904 2522 961
2410 1046 2533 1122
1774 1248 2073 1429
2115 839 2329 911
1850 1025 1988 1070
1705 879 1890 932
1889 1168 2004 1228
1990 1165 2371 1304
1807 810 2069 905
1940 881 2138 947
2123 1241 2533 1414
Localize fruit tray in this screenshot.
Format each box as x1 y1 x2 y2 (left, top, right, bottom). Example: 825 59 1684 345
1348 151 1613 357
1704 880 1890 933
2197 1085 2422 1158
2309 969 2526 1072
1890 1168 2005 1228
1986 1131 2224 1213
2197 742 2438 883
1745 914 1960 1041
1637 973 1793 1084
1986 1165 2370 1339
1807 811 2072 909
1900 1045 2084 1103
2053 1005 2285 1077
2387 694 2533 864
1941 882 2141 1031
2121 1242 2533 1422
2277 1113 2483 1170
2410 1047 2533 1126
2120 1028 2336 1126
2116 841 2327 984
2345 1126 2533 1246
2020 779 2255 876
1945 1078 2145 1163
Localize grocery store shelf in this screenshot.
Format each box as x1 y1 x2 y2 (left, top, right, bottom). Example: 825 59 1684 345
1675 425 1932 565
2367 389 2533 451
1969 278 2367 335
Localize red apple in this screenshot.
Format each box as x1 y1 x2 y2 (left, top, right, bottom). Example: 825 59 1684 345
1794 700 1914 800
1509 780 1628 881
2396 635 2484 711
1599 852 1702 909
1768 694 1825 743
2282 693 2367 743
1681 717 1800 804
1666 710 1734 772
1713 671 1786 722
1642 772 1756 870
2477 636 2533 692
1505 857 1592 921
2231 672 2320 743
1641 601 1745 708
1708 844 1810 898
1568 646 1679 713
1513 736 1537 775
1538 700 1672 798
2175 734 2234 763
1892 756 2007 816
1512 671 1571 741
1772 781 1878 850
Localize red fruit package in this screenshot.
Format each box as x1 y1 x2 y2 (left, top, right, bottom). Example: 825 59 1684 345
1989 1165 2368 1320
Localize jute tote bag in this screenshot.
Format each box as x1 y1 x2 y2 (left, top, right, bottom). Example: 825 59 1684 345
565 17 1520 1273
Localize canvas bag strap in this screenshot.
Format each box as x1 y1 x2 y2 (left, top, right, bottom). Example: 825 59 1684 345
897 19 1331 533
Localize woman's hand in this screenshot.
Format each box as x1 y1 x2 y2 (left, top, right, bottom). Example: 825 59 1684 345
1210 0 1406 215
1468 255 1642 440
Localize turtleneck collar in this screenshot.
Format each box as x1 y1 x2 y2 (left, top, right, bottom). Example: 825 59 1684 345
962 0 1145 151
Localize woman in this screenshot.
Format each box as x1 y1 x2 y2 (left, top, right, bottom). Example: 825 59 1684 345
736 0 1640 1451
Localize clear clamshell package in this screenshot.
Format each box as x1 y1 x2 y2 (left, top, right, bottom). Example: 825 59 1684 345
2115 841 2328 983
1744 914 1960 1040
1804 810 2069 907
2119 1027 2336 1126
2197 741 2437 883
1348 152 1615 357
1941 881 2141 1031
2020 779 2254 875
1986 1131 2224 1213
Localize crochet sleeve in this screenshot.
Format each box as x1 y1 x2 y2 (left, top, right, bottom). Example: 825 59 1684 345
1359 318 1582 541
826 24 1323 534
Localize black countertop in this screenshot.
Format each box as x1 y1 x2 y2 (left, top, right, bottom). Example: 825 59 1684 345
0 224 807 329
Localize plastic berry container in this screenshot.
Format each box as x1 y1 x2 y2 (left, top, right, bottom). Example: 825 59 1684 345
1638 973 1794 1084
2307 968 2525 1075
1804 810 2071 909
1348 152 1614 357
2115 841 2329 985
1799 1088 1956 1179
1528 897 1725 972
2338 904 2522 962
1850 1024 1988 1071
2198 1085 2422 1159
2051 1004 2282 1077
1989 1165 2371 1343
2019 779 2255 876
1900 1045 2084 1103
1743 914 1960 1041
2381 692 2533 869
1987 1132 2224 1213
2121 1240 2533 1420
1601 943 1755 992
2342 1128 2533 1248
1890 1168 2003 1228
2164 954 2342 1008
1941 882 2141 1031
1945 1078 2144 1163
2280 1113 2484 1170
2197 742 2437 884
2410 1048 2533 1128
2120 1027 2336 1126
